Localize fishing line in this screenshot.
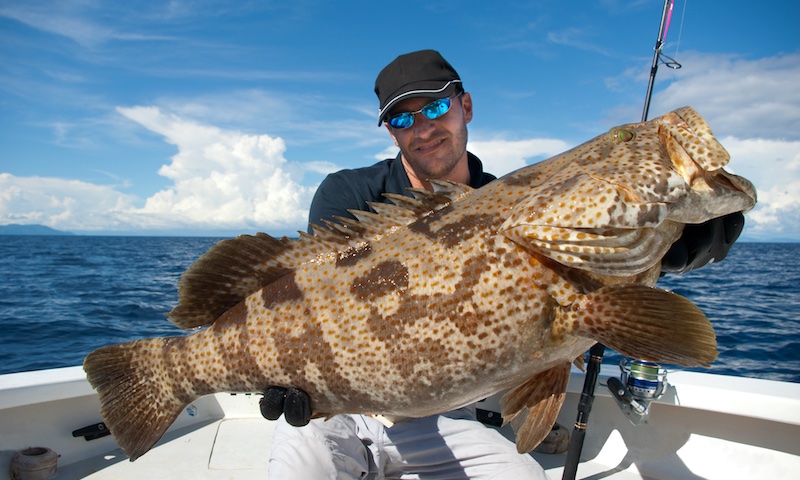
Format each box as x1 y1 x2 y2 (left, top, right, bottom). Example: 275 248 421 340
674 0 687 62
661 0 686 70
663 0 687 89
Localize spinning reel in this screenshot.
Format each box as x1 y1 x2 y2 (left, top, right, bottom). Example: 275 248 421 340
608 359 668 425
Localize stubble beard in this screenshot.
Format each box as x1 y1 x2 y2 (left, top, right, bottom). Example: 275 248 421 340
403 122 469 182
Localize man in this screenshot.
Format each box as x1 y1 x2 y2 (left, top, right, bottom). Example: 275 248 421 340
263 49 745 479
267 49 549 480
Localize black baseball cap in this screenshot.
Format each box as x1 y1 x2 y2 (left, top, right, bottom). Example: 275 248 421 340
375 49 462 126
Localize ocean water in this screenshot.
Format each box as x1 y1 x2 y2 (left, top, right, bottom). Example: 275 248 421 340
0 236 798 383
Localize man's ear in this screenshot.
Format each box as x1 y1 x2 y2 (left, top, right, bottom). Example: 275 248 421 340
460 92 473 124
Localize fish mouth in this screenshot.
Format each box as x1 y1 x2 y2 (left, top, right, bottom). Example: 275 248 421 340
659 107 757 218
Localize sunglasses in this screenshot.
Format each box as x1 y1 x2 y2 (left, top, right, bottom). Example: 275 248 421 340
386 93 461 129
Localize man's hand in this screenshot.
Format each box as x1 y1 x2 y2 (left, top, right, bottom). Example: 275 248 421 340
662 212 745 274
260 386 312 426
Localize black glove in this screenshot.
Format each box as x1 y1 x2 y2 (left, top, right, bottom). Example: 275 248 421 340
260 386 312 426
661 212 745 274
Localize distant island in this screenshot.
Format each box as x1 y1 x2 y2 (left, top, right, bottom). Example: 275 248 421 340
0 224 74 236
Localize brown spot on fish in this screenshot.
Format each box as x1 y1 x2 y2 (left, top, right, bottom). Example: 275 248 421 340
406 206 453 241
336 243 372 267
438 214 499 249
351 260 409 301
261 272 304 309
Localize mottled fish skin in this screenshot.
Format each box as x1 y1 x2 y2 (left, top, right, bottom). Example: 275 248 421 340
84 107 756 460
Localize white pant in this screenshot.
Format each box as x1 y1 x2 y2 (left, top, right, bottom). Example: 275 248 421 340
268 406 549 480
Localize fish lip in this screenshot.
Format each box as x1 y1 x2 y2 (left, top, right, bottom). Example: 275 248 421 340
658 115 757 217
658 123 696 185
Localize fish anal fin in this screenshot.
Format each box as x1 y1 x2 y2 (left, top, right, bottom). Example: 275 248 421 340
572 354 585 372
83 338 190 461
500 363 570 453
557 284 718 367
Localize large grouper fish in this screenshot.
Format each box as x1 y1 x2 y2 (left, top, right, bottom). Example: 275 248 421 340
84 106 756 461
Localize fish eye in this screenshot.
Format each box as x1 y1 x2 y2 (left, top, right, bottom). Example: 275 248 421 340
614 129 636 143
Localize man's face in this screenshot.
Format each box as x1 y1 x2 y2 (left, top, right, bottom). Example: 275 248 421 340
385 92 473 184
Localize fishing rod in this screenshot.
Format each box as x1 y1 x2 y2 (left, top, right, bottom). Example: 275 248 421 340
561 343 605 480
642 0 682 122
561 2 682 479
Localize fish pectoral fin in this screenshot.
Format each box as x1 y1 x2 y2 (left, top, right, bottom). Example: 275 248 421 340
556 284 718 367
505 224 679 276
500 363 570 453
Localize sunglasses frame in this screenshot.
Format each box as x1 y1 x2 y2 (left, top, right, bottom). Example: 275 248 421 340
386 93 462 129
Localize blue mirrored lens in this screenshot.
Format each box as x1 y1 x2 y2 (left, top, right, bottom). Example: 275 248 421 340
421 97 451 120
388 113 414 129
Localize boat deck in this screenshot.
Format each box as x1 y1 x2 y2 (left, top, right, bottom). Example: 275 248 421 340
2 366 800 479
57 417 645 480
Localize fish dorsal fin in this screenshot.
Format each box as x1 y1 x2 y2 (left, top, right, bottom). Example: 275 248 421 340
168 233 299 329
500 172 680 276
332 180 474 239
168 181 474 329
382 180 474 216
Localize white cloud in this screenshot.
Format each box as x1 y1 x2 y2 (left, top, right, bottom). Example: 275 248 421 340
0 5 111 47
373 145 399 162
0 108 318 233
302 161 342 175
0 173 136 229
0 1 179 48
468 138 571 177
649 52 800 140
721 136 800 240
117 106 316 231
546 28 612 57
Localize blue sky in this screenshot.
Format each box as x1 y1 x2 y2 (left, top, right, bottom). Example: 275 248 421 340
1 0 798 241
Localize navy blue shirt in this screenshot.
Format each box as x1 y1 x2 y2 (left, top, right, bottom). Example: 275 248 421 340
307 152 495 232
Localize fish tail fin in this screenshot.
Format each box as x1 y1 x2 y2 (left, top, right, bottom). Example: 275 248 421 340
557 285 718 367
84 337 192 461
